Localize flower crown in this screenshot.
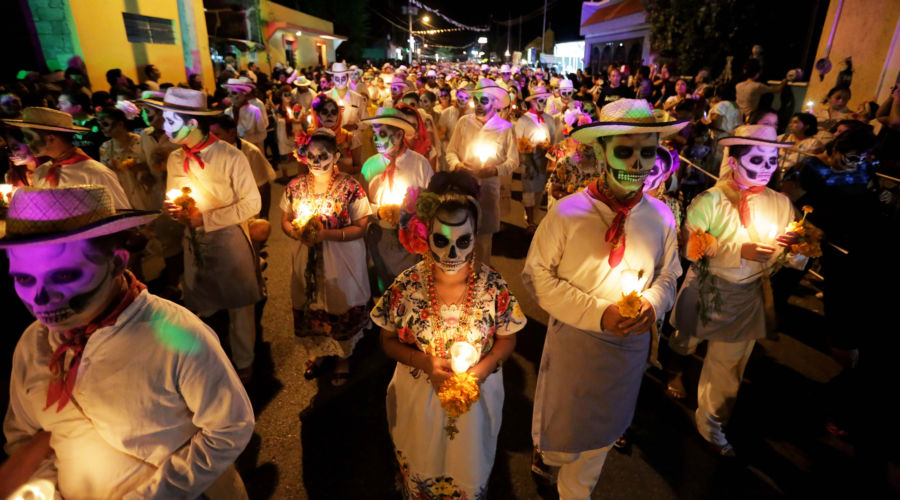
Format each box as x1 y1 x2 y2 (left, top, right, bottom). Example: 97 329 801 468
397 186 441 255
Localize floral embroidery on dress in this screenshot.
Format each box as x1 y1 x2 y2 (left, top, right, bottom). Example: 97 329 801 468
371 261 526 360
283 172 367 230
395 448 485 500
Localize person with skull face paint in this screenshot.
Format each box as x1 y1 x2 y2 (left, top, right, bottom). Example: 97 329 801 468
669 125 805 457
371 171 526 500
305 94 363 175
445 79 519 265
516 85 559 232
148 88 264 384
382 76 411 110
3 107 131 210
0 185 254 499
523 99 685 499
281 129 372 385
325 62 369 131
438 82 474 149
223 78 267 153
361 108 433 292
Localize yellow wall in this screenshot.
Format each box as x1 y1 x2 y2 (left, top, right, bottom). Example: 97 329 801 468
806 0 900 108
259 0 338 73
68 0 215 94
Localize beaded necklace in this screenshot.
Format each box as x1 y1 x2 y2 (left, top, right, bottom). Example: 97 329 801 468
426 260 478 358
302 168 339 219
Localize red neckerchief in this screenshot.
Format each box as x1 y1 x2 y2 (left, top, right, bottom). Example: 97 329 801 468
527 108 544 124
45 271 146 412
181 135 218 173
725 173 765 228
396 104 431 157
45 148 92 187
382 142 408 191
587 177 644 268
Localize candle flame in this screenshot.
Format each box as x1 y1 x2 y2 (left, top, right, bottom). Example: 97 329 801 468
383 180 408 205
166 189 182 201
533 130 547 143
474 142 494 164
621 269 646 295
292 200 317 227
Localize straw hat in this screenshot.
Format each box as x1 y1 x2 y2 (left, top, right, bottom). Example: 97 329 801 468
558 79 575 92
390 76 410 89
327 62 352 75
360 107 416 137
139 88 222 116
222 77 254 94
2 107 89 133
473 78 510 108
525 85 553 101
293 75 314 87
718 124 794 148
0 185 158 248
569 99 688 141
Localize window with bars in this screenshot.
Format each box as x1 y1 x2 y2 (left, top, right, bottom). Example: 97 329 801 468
122 13 176 45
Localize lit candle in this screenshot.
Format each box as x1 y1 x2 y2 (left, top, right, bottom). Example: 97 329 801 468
292 200 316 227
383 180 408 206
166 189 182 202
532 129 547 144
10 479 54 500
806 100 814 113
0 183 14 204
287 106 294 120
474 142 494 165
621 268 646 295
449 341 478 374
307 115 313 125
468 100 475 109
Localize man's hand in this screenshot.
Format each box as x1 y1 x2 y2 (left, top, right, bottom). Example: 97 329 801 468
741 242 776 262
776 231 801 248
426 356 454 394
165 201 203 228
602 303 654 337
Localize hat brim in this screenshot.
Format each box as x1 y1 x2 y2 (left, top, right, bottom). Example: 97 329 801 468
222 83 254 93
717 136 794 148
2 119 89 133
0 210 159 248
138 99 223 116
569 119 689 142
293 80 313 87
326 69 352 75
360 116 416 137
473 86 510 107
525 92 552 101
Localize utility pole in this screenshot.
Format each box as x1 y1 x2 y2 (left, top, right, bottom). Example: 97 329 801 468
540 0 547 59
408 2 414 65
506 11 511 60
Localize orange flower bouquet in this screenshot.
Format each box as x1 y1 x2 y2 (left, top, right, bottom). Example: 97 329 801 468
687 230 721 325
437 372 481 439
378 204 401 226
786 206 822 258
117 157 137 172
169 187 204 267
617 291 642 318
517 137 534 154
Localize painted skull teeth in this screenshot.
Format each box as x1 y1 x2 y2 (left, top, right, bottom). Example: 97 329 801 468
612 170 650 183
35 308 74 324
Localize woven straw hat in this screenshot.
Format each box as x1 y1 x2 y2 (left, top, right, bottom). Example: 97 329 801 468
293 75 314 87
222 77 254 94
525 85 553 101
3 107 89 133
360 107 416 137
327 62 352 75
473 78 510 108
569 99 688 141
0 185 158 248
718 124 794 148
139 87 222 116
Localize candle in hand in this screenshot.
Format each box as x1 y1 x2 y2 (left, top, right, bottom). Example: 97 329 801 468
449 341 478 374
0 183 14 204
474 142 494 165
532 129 547 144
166 189 182 202
618 269 645 318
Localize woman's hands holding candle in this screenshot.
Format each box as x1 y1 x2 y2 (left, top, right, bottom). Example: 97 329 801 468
426 356 454 394
164 200 203 228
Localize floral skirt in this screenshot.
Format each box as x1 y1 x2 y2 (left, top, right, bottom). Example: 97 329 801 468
387 364 504 500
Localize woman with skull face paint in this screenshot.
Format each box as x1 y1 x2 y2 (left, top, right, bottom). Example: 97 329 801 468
360 108 433 292
524 99 685 498
371 171 526 500
516 85 559 232
281 129 372 385
305 94 362 175
669 125 805 457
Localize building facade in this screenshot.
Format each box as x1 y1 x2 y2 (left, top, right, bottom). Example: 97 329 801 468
580 0 650 75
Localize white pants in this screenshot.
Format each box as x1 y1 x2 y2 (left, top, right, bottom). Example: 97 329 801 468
228 305 257 370
674 335 755 447
542 446 612 500
476 233 492 266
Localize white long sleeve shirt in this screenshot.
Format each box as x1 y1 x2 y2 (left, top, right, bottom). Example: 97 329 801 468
328 88 369 127
361 148 433 213
514 111 558 146
438 105 471 144
226 105 267 151
166 140 261 232
523 191 682 332
3 290 254 499
445 113 518 177
33 158 131 210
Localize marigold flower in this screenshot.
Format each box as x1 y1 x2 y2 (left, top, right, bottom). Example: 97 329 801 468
378 204 400 226
802 205 814 214
517 137 534 154
686 230 716 261
438 372 481 418
617 291 642 318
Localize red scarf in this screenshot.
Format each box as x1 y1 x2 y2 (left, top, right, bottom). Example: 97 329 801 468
45 271 146 412
726 174 765 228
587 178 644 268
381 142 408 192
45 148 92 187
181 135 218 173
527 109 544 124
396 104 431 157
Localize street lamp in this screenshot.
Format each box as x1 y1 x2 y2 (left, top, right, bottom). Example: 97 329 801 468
422 15 430 23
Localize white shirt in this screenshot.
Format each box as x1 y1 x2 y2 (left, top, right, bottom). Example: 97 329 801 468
685 183 805 283
361 148 433 212
237 138 277 186
226 105 267 151
445 113 518 177
438 105 472 144
33 157 131 210
166 140 261 232
327 88 368 127
522 191 682 332
3 290 254 499
515 111 558 146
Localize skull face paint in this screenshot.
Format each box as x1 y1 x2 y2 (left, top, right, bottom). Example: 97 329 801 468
597 133 659 194
318 102 340 129
530 96 547 114
372 124 403 154
162 110 193 143
333 73 349 89
473 93 495 118
643 147 678 193
306 141 335 177
7 240 121 332
429 208 475 274
730 145 778 187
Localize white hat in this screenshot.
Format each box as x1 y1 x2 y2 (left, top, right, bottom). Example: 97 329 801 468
525 85 552 101
327 62 352 74
558 79 574 91
569 99 688 141
360 107 416 137
718 125 794 148
139 87 222 116
473 78 510 108
500 64 511 73
222 78 254 94
2 107 89 133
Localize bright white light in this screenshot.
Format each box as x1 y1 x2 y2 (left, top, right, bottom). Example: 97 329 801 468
505 50 510 57
295 31 302 36
422 15 430 22
478 37 488 44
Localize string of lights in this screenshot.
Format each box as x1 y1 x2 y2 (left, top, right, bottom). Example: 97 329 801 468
408 0 490 32
411 27 470 35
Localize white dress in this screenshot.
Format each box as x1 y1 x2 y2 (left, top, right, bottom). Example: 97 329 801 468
371 262 526 499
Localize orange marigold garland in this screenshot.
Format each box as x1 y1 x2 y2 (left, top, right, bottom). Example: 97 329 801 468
617 291 642 318
687 230 721 325
437 372 481 439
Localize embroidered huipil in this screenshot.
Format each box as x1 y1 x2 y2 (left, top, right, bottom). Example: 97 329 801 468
33 158 131 210
3 291 254 499
166 140 261 232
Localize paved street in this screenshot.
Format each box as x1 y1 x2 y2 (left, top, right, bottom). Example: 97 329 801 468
234 179 858 499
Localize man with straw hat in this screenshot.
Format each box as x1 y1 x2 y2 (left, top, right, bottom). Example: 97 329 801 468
143 87 263 384
382 76 411 110
669 124 805 457
523 99 686 498
3 107 130 210
445 78 518 264
325 62 369 130
360 107 432 291
222 78 267 152
0 184 254 498
515 84 558 233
